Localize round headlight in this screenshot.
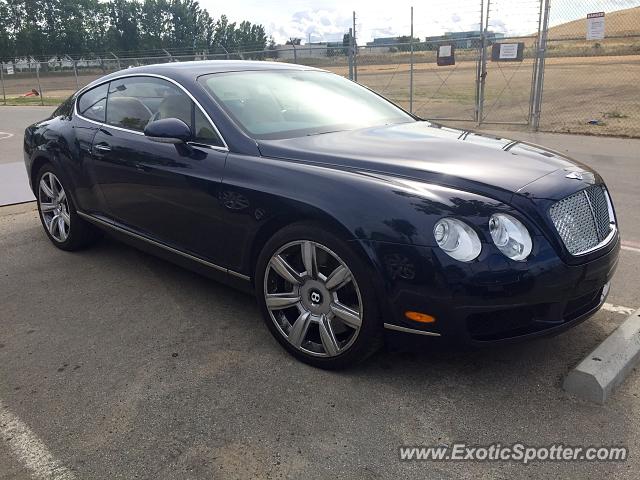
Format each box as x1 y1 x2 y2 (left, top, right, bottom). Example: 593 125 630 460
488 214 532 261
433 218 481 262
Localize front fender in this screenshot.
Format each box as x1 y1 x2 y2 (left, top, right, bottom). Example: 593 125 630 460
220 153 512 277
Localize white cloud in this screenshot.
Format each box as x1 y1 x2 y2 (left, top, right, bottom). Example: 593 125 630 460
201 0 640 44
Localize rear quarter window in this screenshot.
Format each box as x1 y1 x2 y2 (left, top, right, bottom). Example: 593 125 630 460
53 96 74 118
77 83 109 123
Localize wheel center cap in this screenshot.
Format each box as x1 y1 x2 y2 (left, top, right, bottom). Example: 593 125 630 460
299 280 330 314
309 289 322 305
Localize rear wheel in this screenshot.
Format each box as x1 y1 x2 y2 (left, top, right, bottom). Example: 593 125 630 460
255 223 382 369
36 164 100 251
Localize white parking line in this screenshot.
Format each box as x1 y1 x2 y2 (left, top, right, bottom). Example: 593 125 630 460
622 245 640 254
622 240 640 253
602 303 637 316
0 399 76 480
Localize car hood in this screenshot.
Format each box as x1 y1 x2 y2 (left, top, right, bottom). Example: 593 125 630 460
257 122 593 202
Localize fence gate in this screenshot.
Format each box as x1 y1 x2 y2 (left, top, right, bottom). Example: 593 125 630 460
477 0 545 126
409 0 546 128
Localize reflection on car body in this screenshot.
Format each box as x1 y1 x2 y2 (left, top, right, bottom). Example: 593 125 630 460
23 61 619 369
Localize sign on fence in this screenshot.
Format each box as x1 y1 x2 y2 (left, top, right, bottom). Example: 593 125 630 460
586 12 605 41
491 43 524 62
437 45 455 66
6 65 14 75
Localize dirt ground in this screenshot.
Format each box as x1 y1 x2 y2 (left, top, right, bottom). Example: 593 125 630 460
337 55 640 137
1 54 638 136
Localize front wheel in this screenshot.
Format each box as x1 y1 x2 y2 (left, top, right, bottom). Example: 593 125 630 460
255 223 382 369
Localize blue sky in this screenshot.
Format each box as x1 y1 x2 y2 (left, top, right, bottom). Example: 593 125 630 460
204 0 640 44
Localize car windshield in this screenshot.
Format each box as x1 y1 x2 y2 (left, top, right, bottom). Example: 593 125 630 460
198 70 415 140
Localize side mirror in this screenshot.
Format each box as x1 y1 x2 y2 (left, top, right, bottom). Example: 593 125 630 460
144 118 192 144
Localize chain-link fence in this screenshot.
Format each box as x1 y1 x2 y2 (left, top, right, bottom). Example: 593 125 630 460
1 0 639 136
538 0 640 136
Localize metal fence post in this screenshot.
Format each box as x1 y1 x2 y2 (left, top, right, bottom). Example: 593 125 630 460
0 62 6 105
476 0 490 126
528 0 544 126
352 11 358 82
110 52 121 70
409 6 414 113
531 0 551 131
35 61 44 106
73 60 80 89
292 44 297 64
348 28 354 80
474 0 484 123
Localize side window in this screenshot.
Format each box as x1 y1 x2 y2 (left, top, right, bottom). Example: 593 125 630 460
193 107 224 147
77 83 109 122
106 77 175 131
105 76 224 146
153 91 193 127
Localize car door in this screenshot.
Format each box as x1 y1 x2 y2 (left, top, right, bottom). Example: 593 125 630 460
89 75 230 265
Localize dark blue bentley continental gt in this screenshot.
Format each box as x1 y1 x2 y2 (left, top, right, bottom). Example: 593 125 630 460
24 61 619 368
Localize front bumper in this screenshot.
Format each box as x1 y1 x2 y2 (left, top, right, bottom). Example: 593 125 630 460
363 233 620 346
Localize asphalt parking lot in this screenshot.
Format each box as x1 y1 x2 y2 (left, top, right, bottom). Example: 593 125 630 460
1 106 640 479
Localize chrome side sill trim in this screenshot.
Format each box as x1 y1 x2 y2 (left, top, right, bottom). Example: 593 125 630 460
77 211 250 282
383 323 441 337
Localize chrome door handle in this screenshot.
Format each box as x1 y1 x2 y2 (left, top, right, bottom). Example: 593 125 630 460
93 144 111 152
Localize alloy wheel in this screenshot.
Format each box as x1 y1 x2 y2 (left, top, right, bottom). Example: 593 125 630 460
38 172 71 243
263 240 363 357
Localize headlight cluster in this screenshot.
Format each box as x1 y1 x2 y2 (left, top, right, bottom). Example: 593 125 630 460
433 218 481 262
433 214 532 262
488 214 532 261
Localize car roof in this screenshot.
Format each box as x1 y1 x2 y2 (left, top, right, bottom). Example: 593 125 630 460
91 60 321 87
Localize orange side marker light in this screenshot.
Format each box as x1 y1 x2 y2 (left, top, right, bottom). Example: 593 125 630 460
404 311 436 324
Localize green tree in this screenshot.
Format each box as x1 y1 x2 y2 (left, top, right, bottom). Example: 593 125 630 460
107 0 141 51
140 0 171 50
0 0 267 59
0 1 12 58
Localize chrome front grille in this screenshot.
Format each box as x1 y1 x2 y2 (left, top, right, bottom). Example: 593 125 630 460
549 185 615 255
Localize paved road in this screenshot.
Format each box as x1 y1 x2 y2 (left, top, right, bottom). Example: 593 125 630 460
1 203 639 480
1 109 640 478
0 107 53 205
0 106 53 165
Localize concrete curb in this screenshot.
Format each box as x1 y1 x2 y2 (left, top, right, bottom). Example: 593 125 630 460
563 308 640 404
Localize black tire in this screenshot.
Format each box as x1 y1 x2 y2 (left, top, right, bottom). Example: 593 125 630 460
35 163 101 251
255 222 383 369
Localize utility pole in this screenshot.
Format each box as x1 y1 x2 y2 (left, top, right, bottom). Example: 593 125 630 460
409 6 414 113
